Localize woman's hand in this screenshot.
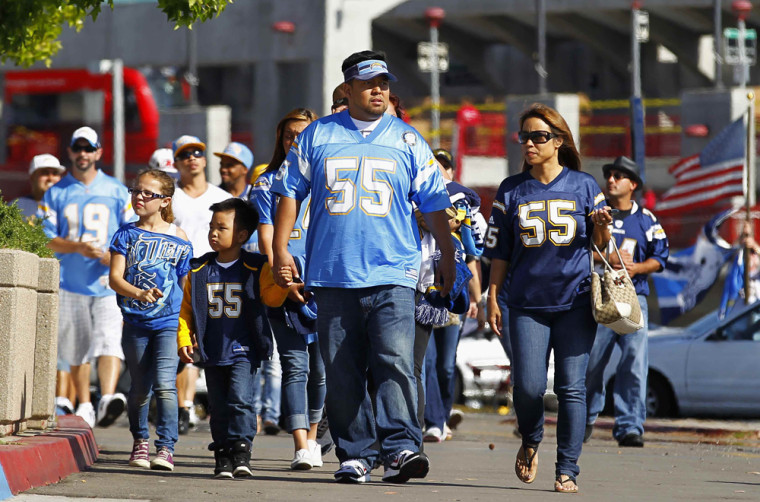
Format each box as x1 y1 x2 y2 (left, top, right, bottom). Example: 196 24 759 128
487 295 502 338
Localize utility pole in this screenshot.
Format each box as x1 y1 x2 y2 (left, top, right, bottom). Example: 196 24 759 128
425 7 445 150
112 59 125 183
715 0 724 88
536 0 548 95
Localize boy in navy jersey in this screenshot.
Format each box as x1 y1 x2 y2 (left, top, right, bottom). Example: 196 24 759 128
177 198 290 479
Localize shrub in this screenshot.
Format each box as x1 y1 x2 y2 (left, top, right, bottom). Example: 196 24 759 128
0 193 54 258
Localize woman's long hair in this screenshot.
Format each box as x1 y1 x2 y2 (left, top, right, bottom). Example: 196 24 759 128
136 169 176 223
265 108 319 173
518 103 581 172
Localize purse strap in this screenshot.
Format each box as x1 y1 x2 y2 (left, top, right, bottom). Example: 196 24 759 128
591 238 634 282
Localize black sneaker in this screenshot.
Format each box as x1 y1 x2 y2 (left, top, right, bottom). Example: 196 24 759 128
618 433 644 447
382 450 429 483
214 449 233 479
263 420 280 435
178 408 190 435
230 441 253 477
583 424 594 443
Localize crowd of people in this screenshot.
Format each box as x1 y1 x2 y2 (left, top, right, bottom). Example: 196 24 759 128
12 49 669 492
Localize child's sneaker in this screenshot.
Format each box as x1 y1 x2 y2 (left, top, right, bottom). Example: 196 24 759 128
150 447 174 471
334 459 370 483
214 448 233 479
230 441 252 478
382 450 430 483
307 439 323 467
129 439 150 468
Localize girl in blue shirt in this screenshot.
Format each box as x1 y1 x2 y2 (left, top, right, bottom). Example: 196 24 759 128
485 104 612 494
109 169 193 472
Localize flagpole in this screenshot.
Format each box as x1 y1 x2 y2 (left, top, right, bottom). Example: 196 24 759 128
744 91 755 303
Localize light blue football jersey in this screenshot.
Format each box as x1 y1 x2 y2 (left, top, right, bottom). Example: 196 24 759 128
41 171 136 296
270 111 451 289
250 170 310 260
484 167 606 312
110 224 193 330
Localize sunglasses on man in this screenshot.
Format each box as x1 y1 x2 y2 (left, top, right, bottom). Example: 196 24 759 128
71 144 98 153
517 130 558 145
175 149 204 161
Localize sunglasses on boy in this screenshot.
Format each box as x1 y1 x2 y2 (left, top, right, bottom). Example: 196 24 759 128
128 188 169 200
175 149 205 161
71 144 98 153
517 130 558 145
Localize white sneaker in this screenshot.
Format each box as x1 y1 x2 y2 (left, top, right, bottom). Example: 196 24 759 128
444 423 453 441
423 426 444 443
55 396 74 415
291 449 313 470
75 402 96 428
184 400 199 427
97 393 126 427
308 439 323 467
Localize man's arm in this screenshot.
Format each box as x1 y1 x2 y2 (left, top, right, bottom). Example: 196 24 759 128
47 236 104 259
422 209 456 297
272 196 300 287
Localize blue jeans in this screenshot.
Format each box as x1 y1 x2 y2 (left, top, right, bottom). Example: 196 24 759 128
423 322 461 430
205 359 258 446
251 349 281 424
586 294 649 440
314 286 420 468
510 305 597 479
121 323 179 451
271 318 326 432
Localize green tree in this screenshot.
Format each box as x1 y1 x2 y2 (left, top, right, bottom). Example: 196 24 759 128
0 0 232 67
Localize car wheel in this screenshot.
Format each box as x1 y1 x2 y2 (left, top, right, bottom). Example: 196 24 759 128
646 372 677 418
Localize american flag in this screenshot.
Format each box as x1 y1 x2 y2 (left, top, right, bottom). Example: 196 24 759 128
655 117 746 215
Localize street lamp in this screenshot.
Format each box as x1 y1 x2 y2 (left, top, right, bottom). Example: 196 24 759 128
425 7 445 149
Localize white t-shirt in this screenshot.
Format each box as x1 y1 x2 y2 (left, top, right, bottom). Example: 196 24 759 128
172 183 231 257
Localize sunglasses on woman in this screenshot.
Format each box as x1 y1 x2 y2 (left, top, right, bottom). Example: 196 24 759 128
128 188 169 199
518 131 558 144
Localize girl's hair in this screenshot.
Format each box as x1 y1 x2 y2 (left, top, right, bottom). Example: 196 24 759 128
265 108 319 173
389 93 407 120
518 103 581 172
136 168 176 223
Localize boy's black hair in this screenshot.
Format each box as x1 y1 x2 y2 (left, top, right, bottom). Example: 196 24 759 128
341 50 387 73
209 198 259 240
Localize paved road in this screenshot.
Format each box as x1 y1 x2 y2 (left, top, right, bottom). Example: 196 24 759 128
17 413 760 501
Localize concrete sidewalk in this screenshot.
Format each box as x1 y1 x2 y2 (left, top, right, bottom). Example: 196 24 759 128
2 411 759 500
0 416 97 499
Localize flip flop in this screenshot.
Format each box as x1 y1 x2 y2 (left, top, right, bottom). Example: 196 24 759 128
514 443 538 484
554 474 578 494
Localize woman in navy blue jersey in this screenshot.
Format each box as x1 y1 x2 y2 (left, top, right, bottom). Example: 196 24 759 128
485 103 612 494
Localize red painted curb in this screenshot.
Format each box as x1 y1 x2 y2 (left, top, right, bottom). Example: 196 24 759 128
0 415 98 495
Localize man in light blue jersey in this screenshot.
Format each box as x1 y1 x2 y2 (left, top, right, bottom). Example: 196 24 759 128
41 127 135 428
271 50 456 484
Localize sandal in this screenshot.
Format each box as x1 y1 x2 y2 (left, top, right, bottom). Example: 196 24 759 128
514 443 538 484
554 474 578 494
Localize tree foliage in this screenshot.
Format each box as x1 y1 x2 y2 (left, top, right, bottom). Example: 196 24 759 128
0 0 232 67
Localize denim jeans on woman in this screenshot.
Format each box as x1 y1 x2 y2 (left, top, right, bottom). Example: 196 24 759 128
510 304 596 479
314 286 420 470
586 294 649 440
121 323 179 451
423 322 461 430
270 318 326 432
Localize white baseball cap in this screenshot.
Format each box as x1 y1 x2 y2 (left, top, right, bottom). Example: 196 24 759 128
29 154 65 175
148 148 177 173
70 126 100 148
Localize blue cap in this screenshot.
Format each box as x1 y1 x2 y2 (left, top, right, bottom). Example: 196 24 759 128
343 59 398 83
214 142 253 169
172 135 206 157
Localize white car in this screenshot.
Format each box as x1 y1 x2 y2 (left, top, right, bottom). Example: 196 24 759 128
602 301 760 418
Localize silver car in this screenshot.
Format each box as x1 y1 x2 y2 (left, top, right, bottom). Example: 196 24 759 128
602 301 760 418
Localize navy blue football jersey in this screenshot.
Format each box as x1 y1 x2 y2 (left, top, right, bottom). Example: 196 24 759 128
484 167 605 312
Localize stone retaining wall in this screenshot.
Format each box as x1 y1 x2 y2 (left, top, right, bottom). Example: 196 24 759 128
0 249 59 436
